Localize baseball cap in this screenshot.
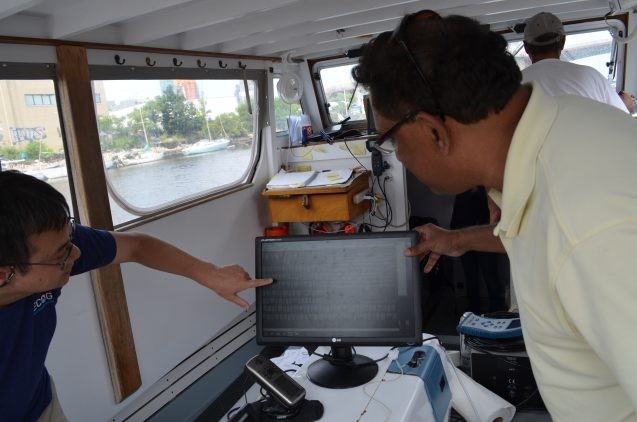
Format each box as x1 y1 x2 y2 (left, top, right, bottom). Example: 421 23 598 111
523 12 565 46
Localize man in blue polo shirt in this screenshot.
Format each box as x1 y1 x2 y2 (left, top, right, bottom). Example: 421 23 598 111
0 170 272 421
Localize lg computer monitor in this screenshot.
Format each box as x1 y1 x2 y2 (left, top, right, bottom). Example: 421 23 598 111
255 231 422 389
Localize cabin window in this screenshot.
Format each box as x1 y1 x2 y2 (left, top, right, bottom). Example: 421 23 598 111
315 62 368 125
0 65 73 211
272 76 303 134
90 66 266 226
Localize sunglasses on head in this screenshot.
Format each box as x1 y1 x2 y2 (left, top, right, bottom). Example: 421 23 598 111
390 9 444 121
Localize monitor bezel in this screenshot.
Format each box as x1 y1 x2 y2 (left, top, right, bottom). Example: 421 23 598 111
255 231 422 347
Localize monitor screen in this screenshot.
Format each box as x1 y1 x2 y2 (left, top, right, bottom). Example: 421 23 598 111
255 231 422 388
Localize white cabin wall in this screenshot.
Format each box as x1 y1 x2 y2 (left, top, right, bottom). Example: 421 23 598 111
47 157 272 420
625 12 637 94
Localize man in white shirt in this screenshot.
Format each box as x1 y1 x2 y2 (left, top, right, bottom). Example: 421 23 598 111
521 11 628 112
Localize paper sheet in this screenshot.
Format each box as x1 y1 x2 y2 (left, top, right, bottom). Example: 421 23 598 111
305 168 353 187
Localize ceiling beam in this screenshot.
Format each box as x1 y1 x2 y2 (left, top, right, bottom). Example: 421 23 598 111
0 0 41 20
479 1 608 30
49 0 193 39
217 6 405 54
289 37 372 60
122 0 299 46
182 0 482 51
254 19 398 56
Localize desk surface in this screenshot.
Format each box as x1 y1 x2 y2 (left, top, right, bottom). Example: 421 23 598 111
295 346 437 421
224 346 440 422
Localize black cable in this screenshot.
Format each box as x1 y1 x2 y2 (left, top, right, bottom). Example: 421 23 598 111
342 139 369 172
227 373 264 421
513 387 540 408
465 336 526 353
482 311 519 319
310 347 389 366
381 174 393 229
421 336 442 345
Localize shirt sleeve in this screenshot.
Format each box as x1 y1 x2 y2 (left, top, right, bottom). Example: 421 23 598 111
589 68 629 113
70 225 117 275
557 221 637 410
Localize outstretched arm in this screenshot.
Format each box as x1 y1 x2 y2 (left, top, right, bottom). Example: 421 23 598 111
405 223 505 273
111 232 272 309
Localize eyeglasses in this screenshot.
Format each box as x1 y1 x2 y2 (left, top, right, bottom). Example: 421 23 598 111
375 111 418 149
10 217 76 272
390 9 445 121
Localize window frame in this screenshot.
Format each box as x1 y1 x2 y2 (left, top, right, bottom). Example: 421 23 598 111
311 56 367 128
89 65 268 226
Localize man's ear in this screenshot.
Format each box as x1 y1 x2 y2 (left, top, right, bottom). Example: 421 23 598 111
415 113 451 155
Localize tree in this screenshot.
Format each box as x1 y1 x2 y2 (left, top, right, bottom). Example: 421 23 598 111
155 86 203 139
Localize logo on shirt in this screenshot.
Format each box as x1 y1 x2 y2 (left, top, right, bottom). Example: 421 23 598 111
33 291 55 315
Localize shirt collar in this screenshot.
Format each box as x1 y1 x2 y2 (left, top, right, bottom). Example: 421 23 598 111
493 82 559 238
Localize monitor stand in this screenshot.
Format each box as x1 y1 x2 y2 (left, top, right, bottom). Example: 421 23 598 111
307 346 378 389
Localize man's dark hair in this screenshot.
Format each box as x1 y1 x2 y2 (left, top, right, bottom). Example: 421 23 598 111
352 14 521 124
0 170 70 272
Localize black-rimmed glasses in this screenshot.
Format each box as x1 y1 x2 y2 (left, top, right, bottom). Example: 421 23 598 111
375 111 418 149
390 9 445 121
10 217 76 272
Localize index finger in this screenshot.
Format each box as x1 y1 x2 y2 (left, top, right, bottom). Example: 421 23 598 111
252 278 273 287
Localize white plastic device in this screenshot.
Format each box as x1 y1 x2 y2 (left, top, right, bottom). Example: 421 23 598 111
457 312 522 339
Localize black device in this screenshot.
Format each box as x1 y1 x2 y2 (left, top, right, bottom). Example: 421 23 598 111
255 231 422 389
407 350 427 368
365 138 387 176
306 117 351 143
371 148 385 176
245 354 306 409
469 349 545 410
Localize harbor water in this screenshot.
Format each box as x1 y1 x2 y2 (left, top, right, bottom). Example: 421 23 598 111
49 148 253 226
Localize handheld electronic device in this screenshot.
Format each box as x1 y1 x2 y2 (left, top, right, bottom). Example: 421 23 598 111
244 354 306 409
457 312 522 339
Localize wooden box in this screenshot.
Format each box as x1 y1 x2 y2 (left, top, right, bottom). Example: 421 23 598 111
262 171 370 223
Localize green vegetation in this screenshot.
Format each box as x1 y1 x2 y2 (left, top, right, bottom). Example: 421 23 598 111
97 85 256 152
274 99 302 131
0 141 56 162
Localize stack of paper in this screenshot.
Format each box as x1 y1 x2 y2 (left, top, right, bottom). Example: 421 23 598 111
265 168 355 189
266 170 318 189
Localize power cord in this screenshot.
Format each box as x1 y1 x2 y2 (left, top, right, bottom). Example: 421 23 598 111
310 347 389 367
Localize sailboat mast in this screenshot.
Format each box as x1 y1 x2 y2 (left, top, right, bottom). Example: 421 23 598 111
139 107 149 147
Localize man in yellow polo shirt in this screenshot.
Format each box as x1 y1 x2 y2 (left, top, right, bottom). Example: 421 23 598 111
353 11 637 421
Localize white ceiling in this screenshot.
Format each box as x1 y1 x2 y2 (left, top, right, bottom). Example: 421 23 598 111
0 0 622 60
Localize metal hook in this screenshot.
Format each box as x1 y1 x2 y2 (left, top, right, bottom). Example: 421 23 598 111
114 54 126 65
145 57 156 67
218 60 227 68
197 59 207 68
238 61 247 70
173 58 183 67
